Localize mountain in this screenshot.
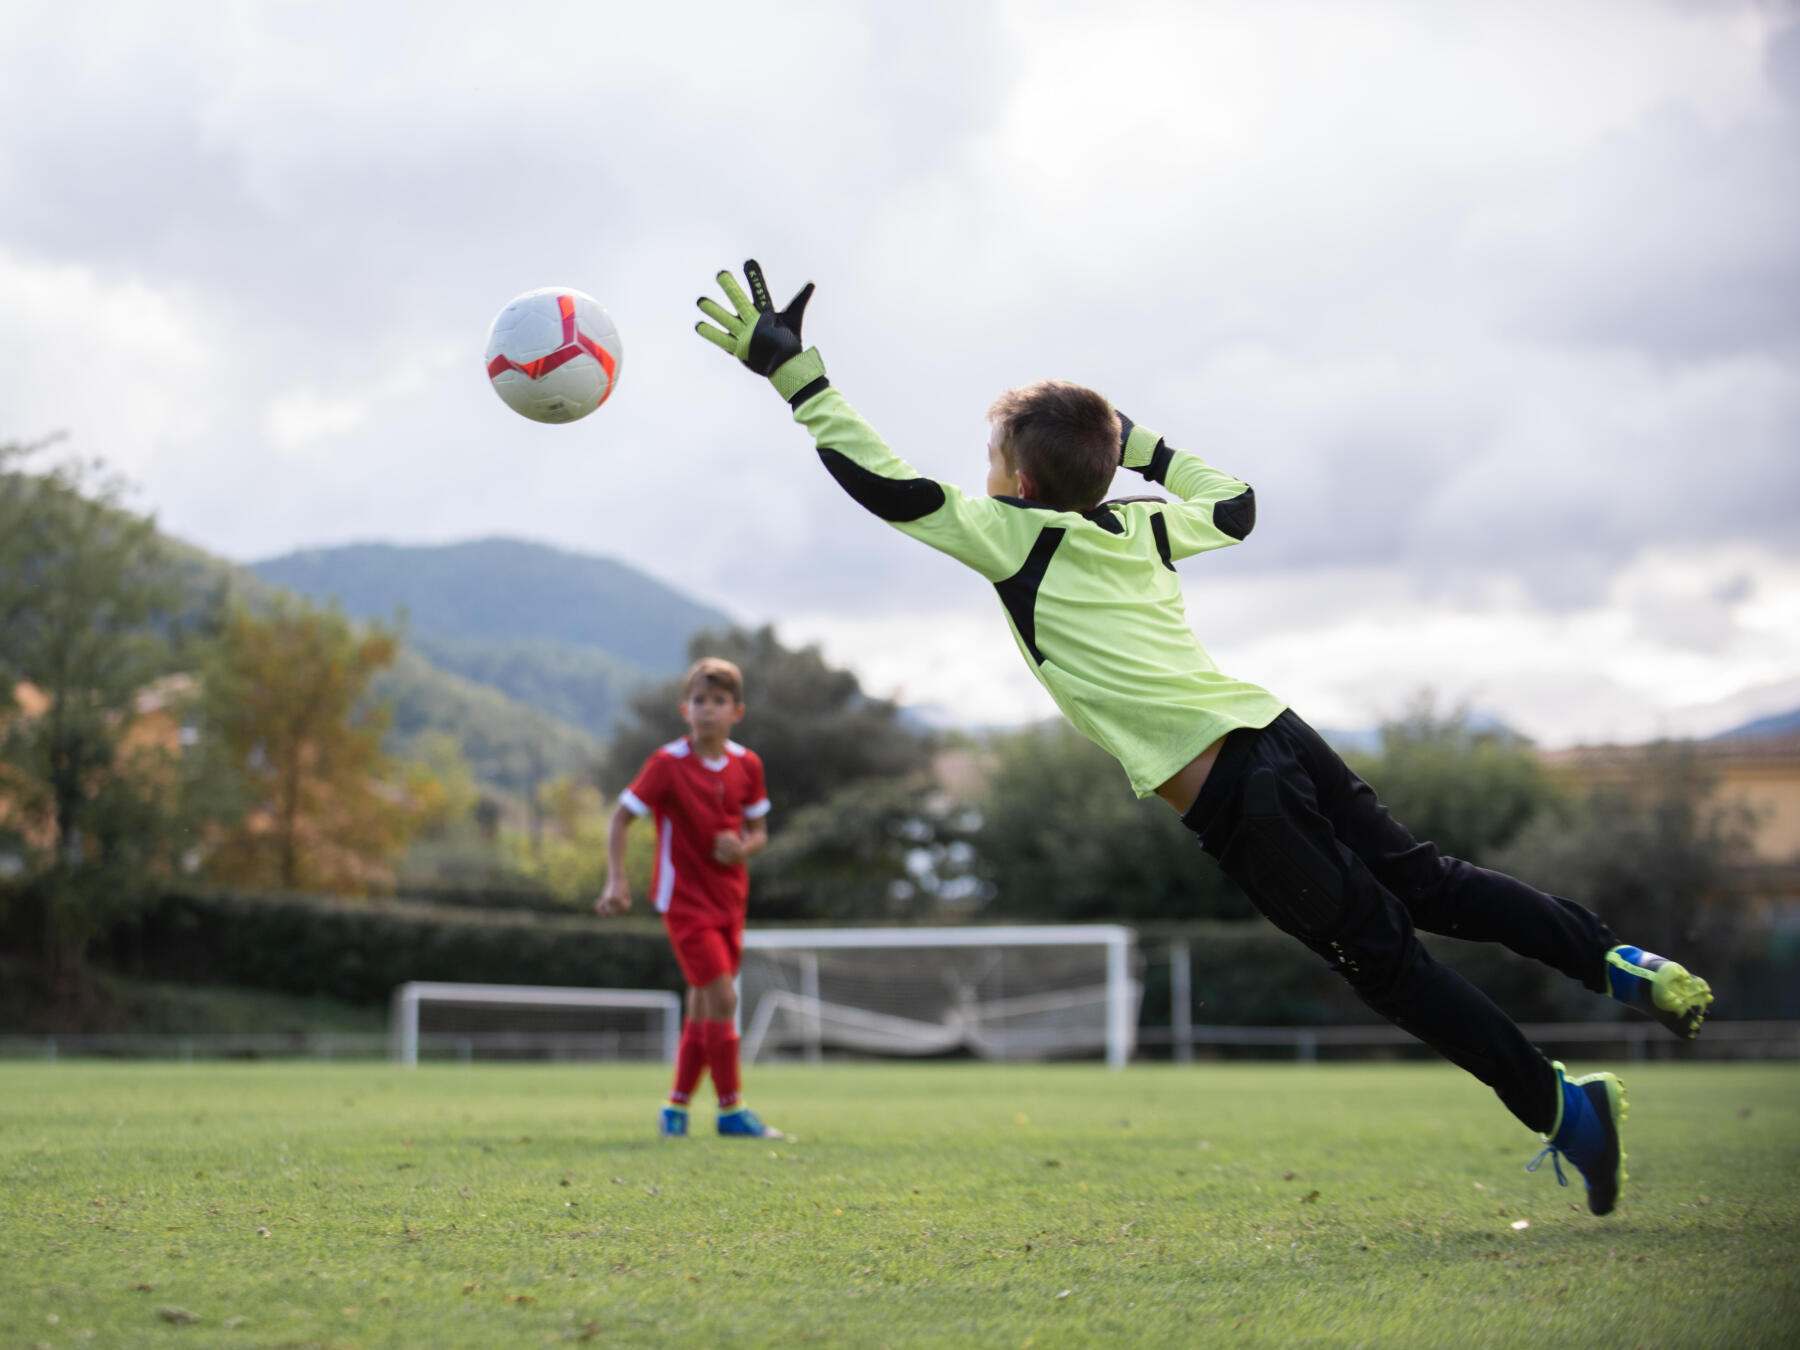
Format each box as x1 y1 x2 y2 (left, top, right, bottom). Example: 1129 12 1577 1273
159 535 600 793
1711 706 1800 742
374 648 599 790
249 538 734 736
250 538 731 671
406 634 647 740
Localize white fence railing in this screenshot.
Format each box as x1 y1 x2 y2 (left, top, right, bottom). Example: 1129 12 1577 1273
0 1031 666 1062
1137 1019 1800 1061
6 1020 1796 1061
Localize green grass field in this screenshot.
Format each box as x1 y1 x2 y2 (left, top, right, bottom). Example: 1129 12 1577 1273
4 1061 1797 1348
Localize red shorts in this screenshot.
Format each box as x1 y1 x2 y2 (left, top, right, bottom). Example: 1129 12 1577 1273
664 918 743 988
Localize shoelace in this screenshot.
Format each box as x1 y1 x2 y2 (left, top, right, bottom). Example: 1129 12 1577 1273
1526 1145 1569 1187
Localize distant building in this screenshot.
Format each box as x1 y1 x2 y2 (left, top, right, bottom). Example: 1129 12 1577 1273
1539 734 1800 920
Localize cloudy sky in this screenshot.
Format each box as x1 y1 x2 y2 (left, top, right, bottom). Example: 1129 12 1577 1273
4 0 1797 746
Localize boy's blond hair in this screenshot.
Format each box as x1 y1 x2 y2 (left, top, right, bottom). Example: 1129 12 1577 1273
682 656 745 703
987 380 1120 511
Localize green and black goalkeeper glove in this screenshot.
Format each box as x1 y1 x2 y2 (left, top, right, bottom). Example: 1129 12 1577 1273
696 260 827 404
1115 411 1172 482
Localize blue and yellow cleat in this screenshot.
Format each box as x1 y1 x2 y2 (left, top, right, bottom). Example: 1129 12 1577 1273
658 1106 689 1139
717 1107 784 1140
1606 945 1713 1040
1529 1061 1627 1215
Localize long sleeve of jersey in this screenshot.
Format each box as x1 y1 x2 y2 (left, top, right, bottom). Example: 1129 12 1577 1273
797 384 1029 581
1155 453 1259 558
790 380 1286 797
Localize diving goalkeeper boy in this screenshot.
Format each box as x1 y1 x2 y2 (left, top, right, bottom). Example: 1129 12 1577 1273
692 259 1713 1215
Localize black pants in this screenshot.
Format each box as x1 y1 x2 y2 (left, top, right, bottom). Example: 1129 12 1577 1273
1182 710 1618 1133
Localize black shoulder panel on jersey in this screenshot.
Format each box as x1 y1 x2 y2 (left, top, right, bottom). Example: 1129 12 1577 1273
1082 503 1125 535
1213 487 1256 541
1150 513 1176 571
993 526 1067 665
817 447 947 522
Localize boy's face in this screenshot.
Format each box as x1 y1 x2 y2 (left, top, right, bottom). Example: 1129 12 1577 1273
680 683 745 741
985 423 1020 498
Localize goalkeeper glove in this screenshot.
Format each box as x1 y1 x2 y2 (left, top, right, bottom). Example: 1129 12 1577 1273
696 260 827 403
1115 411 1172 482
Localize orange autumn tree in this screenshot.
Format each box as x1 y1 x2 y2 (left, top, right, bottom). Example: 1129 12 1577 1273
203 599 417 894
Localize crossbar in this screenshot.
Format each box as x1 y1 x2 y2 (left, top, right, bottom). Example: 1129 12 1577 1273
390 982 682 1066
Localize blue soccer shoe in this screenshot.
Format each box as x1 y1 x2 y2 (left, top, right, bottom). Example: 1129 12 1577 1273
717 1107 784 1140
1529 1061 1628 1215
1606 944 1713 1039
658 1106 689 1138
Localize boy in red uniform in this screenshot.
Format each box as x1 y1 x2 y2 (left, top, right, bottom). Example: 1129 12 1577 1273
596 657 781 1139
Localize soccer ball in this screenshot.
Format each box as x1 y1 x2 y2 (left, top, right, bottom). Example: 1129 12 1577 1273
484 287 623 423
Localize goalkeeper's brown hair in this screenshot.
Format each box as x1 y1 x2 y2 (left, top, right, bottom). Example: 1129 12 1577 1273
987 381 1120 511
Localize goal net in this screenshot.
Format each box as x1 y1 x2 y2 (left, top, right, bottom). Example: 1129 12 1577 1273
739 926 1140 1068
389 982 681 1065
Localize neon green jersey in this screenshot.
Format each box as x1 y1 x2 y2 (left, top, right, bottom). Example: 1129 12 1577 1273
789 376 1287 797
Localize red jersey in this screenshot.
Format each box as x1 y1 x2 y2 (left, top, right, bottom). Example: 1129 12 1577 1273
620 737 770 924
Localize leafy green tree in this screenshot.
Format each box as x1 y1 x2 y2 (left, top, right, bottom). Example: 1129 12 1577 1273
388 734 555 903
1345 695 1555 864
499 773 653 908
974 721 1251 921
603 625 933 817
750 777 985 922
0 441 196 1004
973 696 1554 923
400 732 482 839
1489 742 1759 967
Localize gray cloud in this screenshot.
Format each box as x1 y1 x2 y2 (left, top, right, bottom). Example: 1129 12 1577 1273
1470 100 1800 360
3 0 1797 742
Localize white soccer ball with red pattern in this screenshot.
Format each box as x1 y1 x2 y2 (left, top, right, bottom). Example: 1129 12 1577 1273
484 287 622 423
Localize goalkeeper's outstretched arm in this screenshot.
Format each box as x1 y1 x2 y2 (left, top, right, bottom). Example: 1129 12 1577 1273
695 260 1035 583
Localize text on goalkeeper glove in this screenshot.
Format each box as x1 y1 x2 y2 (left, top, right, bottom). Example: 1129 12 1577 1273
696 260 813 377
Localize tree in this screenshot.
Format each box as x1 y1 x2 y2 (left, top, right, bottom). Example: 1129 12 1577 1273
501 772 651 907
1345 695 1555 865
602 625 933 816
750 777 986 922
400 732 482 840
201 599 418 894
1489 742 1759 968
974 721 1252 921
0 440 194 1003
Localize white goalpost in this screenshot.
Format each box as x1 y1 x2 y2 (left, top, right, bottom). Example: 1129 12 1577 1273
389 982 682 1066
738 925 1141 1069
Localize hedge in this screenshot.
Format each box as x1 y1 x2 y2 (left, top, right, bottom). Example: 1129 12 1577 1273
75 890 1799 1026
92 889 683 1007
1135 922 1654 1029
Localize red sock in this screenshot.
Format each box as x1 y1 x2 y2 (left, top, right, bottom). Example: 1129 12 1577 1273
669 1019 708 1106
701 1019 743 1110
